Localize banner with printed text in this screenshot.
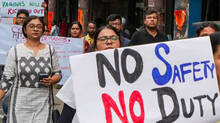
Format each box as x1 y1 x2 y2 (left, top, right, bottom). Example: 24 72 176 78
0 0 44 17
0 23 83 84
69 37 220 122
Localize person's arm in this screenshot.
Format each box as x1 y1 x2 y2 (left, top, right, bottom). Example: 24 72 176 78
0 89 5 100
0 47 16 100
58 103 76 123
40 45 62 86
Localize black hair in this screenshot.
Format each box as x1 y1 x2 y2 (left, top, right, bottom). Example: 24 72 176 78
16 9 29 17
106 14 122 24
196 22 219 36
22 16 45 38
87 21 96 26
70 21 82 31
144 10 158 19
87 24 122 52
210 32 220 54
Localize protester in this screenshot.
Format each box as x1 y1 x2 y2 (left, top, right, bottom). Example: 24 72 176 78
59 18 69 37
1 9 30 123
56 24 122 123
210 32 220 91
106 14 130 46
50 20 60 36
69 21 82 38
121 17 130 39
43 25 50 36
196 22 219 37
129 10 168 46
0 16 62 123
83 21 96 52
15 9 29 26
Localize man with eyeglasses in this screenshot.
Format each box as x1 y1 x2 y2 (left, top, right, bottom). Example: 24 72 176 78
106 14 131 46
15 9 29 26
129 10 168 46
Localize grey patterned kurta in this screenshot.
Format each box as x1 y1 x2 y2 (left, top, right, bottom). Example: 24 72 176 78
0 43 62 123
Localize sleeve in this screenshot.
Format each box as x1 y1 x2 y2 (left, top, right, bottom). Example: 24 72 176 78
0 47 16 93
128 31 139 46
56 76 76 109
51 46 62 79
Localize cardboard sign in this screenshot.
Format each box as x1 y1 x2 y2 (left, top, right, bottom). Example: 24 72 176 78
0 23 83 84
69 37 220 122
0 0 44 17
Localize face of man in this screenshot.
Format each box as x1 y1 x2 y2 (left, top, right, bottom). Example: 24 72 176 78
109 19 121 31
144 13 158 29
16 13 28 26
87 23 96 37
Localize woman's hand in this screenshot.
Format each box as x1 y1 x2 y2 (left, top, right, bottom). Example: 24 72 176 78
40 76 53 87
40 74 61 87
0 89 5 101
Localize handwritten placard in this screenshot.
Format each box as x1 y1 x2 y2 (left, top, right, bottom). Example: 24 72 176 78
0 0 44 17
69 37 220 122
0 23 83 84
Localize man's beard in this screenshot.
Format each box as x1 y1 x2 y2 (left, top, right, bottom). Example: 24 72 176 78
89 32 95 37
146 25 157 30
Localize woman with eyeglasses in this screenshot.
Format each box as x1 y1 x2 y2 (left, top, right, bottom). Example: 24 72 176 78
0 16 62 123
57 25 122 123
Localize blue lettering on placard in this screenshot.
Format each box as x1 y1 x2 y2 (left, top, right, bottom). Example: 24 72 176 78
201 61 215 78
172 65 181 83
180 63 192 82
193 62 203 81
152 43 172 85
152 43 215 86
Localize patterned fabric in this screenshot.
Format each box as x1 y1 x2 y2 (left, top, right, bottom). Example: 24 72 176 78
0 43 62 123
83 34 94 52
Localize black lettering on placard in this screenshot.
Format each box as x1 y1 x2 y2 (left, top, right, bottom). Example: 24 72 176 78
207 93 218 115
181 98 194 118
193 95 206 117
121 49 143 83
152 87 179 123
96 49 120 88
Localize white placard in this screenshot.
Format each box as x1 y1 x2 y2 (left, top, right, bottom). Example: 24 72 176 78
0 23 83 84
0 0 44 17
69 37 220 123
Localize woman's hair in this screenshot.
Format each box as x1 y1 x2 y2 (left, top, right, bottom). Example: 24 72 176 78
22 16 45 38
210 32 220 54
68 21 82 37
87 24 122 52
196 23 219 36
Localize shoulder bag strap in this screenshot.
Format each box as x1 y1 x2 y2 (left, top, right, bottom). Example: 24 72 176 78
14 46 19 86
49 45 55 106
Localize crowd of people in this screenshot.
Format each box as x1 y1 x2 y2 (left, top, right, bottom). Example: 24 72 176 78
0 8 219 123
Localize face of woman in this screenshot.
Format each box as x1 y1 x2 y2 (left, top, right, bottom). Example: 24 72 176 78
24 19 43 40
96 28 120 51
70 24 81 38
214 45 220 89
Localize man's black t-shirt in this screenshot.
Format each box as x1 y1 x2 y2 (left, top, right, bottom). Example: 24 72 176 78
129 28 168 46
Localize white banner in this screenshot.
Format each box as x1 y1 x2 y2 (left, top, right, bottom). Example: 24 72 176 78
0 23 83 84
0 0 44 17
69 37 220 122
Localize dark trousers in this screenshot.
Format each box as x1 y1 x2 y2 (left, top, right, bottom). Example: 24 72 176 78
58 103 76 123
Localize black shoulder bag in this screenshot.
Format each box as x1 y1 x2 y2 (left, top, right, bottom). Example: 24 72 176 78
49 45 60 123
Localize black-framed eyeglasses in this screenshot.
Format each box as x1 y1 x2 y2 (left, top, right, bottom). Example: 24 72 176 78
27 24 43 30
97 35 119 43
